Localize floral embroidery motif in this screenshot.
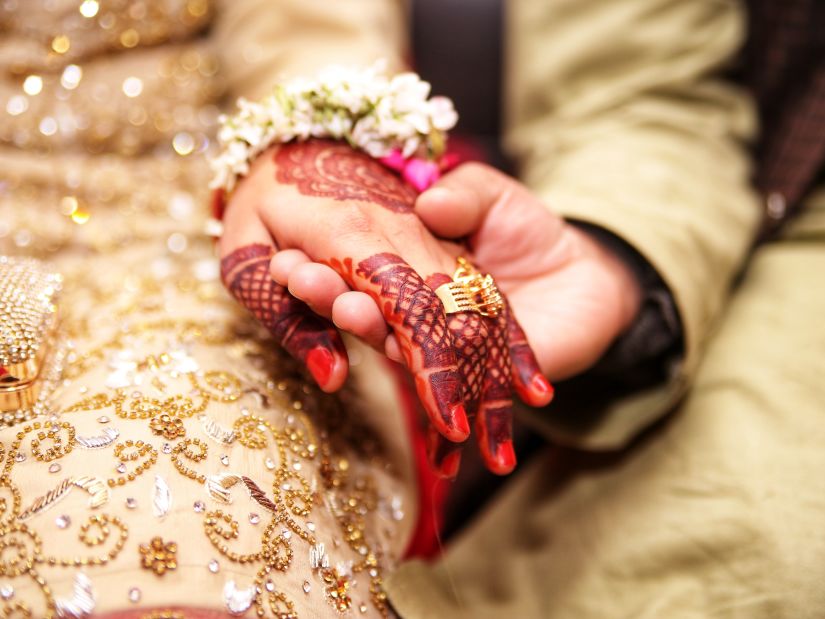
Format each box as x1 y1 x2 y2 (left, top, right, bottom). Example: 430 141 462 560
149 414 186 440
0 16 404 613
139 537 178 576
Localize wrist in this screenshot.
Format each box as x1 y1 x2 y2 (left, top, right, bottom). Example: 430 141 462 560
210 63 458 196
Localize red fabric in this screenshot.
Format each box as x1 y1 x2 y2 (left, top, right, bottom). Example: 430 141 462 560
211 188 226 221
392 135 486 558
443 135 485 167
388 359 451 559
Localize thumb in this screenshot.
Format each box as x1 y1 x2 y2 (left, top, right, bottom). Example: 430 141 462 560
415 162 518 239
416 163 565 279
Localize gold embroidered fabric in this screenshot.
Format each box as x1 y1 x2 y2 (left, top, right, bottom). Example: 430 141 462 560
0 2 416 617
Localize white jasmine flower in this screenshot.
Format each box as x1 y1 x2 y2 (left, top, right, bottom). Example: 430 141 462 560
363 140 392 158
402 136 422 158
428 96 458 131
401 111 431 135
325 113 353 139
389 73 431 110
212 62 458 192
235 123 266 145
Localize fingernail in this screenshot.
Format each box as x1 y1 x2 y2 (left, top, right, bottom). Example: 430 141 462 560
306 347 334 388
448 402 471 439
493 440 517 475
531 374 554 398
436 451 462 480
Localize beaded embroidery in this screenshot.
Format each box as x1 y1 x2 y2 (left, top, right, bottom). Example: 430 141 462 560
0 1 405 615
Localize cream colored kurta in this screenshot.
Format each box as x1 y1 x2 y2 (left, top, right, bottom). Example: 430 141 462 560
0 1 416 617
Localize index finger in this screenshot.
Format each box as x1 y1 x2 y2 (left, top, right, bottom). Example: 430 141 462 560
332 252 470 443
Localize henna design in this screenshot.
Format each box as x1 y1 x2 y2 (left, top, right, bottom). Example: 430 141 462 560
274 140 417 212
426 311 515 477
422 310 488 478
266 137 549 472
220 244 346 388
448 313 488 413
504 300 553 407
348 253 468 441
476 312 516 474
424 272 487 413
422 269 517 476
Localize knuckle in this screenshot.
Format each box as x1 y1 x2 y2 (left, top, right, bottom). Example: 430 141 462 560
458 161 496 179
333 203 374 234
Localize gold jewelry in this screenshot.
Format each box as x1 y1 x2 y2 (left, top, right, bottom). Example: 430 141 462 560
273 471 313 518
253 565 297 619
435 257 504 316
0 257 62 415
320 565 354 613
233 415 271 450
261 520 293 571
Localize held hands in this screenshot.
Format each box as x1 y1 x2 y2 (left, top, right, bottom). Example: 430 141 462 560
218 141 639 476
415 164 643 380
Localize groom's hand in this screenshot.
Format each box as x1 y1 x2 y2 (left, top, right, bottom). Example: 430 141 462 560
414 163 643 380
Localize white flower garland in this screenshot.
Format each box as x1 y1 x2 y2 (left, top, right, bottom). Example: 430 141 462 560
209 63 459 193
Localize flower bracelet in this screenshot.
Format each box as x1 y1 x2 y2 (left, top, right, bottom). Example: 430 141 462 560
209 63 459 220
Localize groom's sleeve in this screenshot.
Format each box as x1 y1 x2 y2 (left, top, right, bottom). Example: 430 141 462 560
506 0 761 449
213 0 408 101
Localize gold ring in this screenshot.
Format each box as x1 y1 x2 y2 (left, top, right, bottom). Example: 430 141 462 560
435 257 504 316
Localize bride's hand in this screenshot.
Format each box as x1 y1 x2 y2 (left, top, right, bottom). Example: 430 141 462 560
218 140 552 475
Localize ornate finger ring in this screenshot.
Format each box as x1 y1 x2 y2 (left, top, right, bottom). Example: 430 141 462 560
435 257 504 317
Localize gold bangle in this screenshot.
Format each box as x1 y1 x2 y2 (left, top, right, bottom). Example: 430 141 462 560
435 257 504 317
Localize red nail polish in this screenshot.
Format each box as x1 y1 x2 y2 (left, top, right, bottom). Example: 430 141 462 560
493 440 517 474
531 373 553 396
306 347 334 388
436 451 462 480
448 402 470 439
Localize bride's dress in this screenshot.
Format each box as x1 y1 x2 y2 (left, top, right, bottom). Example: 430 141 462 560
0 1 415 616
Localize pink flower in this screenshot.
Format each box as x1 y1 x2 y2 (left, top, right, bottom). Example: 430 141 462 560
380 149 463 192
379 149 407 172
401 158 441 192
